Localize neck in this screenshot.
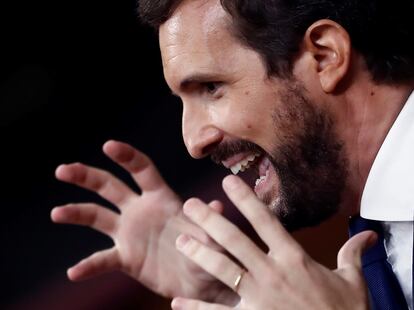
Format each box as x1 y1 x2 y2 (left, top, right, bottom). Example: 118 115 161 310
337 77 413 215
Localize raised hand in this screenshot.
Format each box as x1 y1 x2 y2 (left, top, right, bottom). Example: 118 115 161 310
171 175 376 310
51 140 235 302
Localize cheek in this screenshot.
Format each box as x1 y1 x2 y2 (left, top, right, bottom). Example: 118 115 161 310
239 112 270 140
211 90 277 142
224 106 273 142
239 97 277 140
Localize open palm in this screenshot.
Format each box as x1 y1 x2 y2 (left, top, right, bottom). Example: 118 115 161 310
51 140 233 301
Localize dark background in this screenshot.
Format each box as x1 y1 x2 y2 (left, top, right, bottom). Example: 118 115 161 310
1 0 348 309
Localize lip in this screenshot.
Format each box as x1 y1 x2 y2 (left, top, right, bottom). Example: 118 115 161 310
221 152 258 169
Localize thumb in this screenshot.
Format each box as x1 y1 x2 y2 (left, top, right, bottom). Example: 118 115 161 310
337 230 377 269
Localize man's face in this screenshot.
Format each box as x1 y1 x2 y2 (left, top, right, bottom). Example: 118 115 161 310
160 0 347 231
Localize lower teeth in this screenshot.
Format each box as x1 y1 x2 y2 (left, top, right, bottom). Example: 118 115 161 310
255 175 266 186
255 169 269 186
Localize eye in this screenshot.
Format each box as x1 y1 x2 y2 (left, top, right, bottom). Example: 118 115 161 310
202 82 222 95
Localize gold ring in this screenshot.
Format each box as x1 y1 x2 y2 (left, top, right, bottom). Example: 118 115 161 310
234 269 246 292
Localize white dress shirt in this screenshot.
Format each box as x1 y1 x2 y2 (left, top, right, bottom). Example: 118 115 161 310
361 90 414 309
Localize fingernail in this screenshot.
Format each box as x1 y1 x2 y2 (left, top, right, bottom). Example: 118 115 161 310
223 175 240 190
176 234 191 250
171 298 183 309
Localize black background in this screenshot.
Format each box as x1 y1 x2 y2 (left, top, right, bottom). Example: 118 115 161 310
1 0 222 307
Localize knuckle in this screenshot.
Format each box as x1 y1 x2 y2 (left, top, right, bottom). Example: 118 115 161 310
286 248 309 269
119 146 135 163
118 194 135 207
221 229 240 247
79 204 95 224
251 211 271 226
131 152 152 172
97 177 112 195
70 206 82 222
211 256 229 275
88 208 99 227
71 163 87 183
92 170 110 190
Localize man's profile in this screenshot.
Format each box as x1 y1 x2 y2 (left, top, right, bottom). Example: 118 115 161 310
52 0 414 309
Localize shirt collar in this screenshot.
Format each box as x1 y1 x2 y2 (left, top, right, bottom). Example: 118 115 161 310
361 91 414 221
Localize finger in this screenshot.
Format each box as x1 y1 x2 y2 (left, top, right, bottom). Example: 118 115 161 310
51 203 118 237
55 163 136 208
222 175 296 251
172 297 230 310
183 198 267 273
208 200 224 214
67 247 120 281
103 140 167 192
185 202 224 252
337 230 377 269
176 234 254 297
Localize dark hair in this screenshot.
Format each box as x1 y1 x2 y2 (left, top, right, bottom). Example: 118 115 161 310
138 0 414 83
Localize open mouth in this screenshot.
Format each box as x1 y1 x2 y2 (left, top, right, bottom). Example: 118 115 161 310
221 151 277 197
222 152 261 174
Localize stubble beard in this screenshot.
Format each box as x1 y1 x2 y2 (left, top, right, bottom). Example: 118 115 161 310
267 81 348 231
211 81 348 231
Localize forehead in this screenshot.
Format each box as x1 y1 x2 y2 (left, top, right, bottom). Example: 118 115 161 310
160 0 228 40
159 0 244 85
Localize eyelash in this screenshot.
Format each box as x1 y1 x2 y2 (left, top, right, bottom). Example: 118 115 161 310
202 82 222 95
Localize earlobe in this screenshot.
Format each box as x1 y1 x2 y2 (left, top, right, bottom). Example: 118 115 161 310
304 19 351 93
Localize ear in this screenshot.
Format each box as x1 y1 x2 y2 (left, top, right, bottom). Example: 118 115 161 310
303 19 351 93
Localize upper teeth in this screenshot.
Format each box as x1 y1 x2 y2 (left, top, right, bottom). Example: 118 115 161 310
229 153 260 175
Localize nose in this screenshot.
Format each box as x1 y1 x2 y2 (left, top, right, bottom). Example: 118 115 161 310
182 103 223 159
